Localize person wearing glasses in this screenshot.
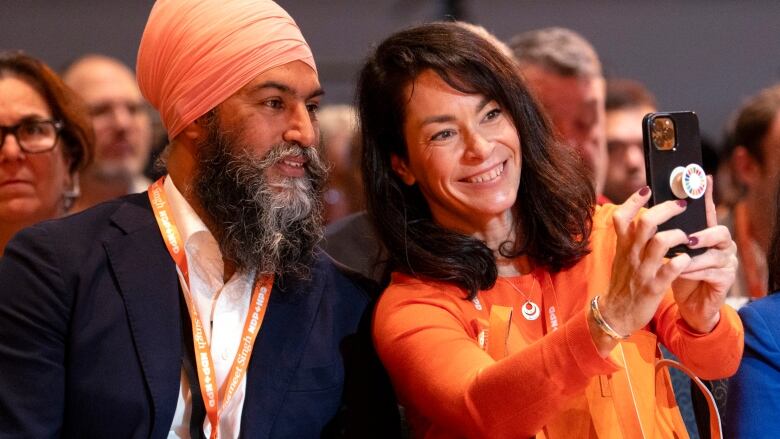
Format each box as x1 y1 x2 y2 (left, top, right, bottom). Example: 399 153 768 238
0 52 93 253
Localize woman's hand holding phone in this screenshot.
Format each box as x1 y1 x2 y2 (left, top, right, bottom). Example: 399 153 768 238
591 179 737 356
590 186 693 356
672 176 737 334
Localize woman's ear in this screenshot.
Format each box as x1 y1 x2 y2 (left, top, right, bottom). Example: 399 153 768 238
391 154 416 186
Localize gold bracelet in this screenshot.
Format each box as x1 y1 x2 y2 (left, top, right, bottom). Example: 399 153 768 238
590 295 630 340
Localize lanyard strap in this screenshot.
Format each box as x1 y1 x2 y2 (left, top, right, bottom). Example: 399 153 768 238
538 269 559 334
149 177 273 439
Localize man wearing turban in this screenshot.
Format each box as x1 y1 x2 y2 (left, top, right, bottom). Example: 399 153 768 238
0 1 399 438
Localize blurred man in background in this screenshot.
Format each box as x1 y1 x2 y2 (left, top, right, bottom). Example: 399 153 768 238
510 27 609 203
603 78 657 203
318 104 363 224
63 54 153 212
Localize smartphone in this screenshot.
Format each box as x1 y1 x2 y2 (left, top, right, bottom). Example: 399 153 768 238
642 111 707 256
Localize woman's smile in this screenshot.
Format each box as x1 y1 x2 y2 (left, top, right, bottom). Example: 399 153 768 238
461 160 506 184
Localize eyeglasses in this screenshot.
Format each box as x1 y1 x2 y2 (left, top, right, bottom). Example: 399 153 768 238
0 120 64 154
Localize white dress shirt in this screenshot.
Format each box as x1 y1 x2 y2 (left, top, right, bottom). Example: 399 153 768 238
163 176 256 439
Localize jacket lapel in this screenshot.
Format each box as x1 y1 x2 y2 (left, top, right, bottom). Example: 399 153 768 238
104 198 183 438
239 266 326 438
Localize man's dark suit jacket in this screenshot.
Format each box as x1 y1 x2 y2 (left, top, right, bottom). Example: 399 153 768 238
0 193 399 438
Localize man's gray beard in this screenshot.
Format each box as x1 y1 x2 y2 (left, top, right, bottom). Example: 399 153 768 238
193 122 327 279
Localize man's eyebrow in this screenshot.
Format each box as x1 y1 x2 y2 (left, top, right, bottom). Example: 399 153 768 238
308 87 325 99
245 81 325 100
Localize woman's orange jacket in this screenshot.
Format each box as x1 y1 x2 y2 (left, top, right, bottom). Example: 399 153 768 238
373 204 743 438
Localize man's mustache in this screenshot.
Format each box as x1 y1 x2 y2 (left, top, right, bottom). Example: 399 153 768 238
259 143 320 169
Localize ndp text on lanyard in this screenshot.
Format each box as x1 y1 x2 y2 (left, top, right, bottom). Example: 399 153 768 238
149 177 273 439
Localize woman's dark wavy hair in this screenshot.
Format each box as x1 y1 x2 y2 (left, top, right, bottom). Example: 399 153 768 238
0 51 93 173
357 22 594 299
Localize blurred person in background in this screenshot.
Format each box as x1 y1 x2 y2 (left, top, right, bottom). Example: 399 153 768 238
0 51 92 253
318 104 362 224
721 83 780 305
63 54 153 212
712 146 742 219
320 105 383 281
510 27 610 203
603 78 657 204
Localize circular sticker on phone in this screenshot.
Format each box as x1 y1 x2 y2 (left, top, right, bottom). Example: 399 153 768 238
682 163 706 199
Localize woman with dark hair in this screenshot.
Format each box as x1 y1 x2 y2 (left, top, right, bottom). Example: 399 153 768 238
361 23 743 438
726 182 780 436
0 52 93 252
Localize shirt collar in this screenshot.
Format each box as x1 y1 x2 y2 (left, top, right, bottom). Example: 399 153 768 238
163 175 212 243
163 175 224 284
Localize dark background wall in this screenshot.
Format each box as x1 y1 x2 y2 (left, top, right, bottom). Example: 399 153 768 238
2 0 779 144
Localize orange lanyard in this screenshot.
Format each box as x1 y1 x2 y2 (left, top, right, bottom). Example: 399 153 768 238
149 177 273 439
538 270 560 334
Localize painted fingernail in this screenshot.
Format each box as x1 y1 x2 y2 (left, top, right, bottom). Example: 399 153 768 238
639 186 650 196
677 199 688 208
688 236 699 247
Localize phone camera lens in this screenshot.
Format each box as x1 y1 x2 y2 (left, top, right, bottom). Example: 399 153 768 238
651 116 676 150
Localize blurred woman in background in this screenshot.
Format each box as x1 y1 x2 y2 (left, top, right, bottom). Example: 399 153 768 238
0 52 93 253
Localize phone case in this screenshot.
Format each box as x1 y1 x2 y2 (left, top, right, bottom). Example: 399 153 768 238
642 111 707 256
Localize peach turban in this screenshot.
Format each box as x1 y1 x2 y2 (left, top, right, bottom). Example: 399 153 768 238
136 0 317 140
